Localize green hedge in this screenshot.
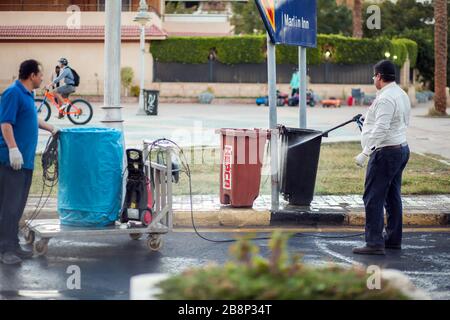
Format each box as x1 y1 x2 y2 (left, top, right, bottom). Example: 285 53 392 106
393 38 418 68
151 35 417 67
150 35 266 64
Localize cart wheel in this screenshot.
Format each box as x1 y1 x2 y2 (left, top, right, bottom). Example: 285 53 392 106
147 235 162 251
129 233 143 240
34 239 49 256
24 229 35 245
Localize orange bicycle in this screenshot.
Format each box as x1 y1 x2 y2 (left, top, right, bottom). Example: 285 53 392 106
35 89 93 125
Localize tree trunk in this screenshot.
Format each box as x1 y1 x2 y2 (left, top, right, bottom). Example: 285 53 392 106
352 0 363 38
434 0 448 115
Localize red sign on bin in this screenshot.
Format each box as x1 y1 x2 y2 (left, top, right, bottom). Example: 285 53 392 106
223 145 232 190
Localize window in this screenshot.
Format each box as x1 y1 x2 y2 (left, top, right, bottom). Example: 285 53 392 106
97 0 133 12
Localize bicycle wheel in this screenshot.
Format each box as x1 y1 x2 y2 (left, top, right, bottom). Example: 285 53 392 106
67 99 93 125
35 99 51 122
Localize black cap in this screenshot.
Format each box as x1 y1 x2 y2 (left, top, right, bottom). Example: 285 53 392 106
374 60 396 81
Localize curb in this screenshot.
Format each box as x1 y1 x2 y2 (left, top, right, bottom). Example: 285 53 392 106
23 207 450 228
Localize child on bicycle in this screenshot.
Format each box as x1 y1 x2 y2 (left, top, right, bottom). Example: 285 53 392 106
46 58 76 119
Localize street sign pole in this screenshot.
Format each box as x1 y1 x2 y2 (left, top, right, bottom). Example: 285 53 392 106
299 46 307 128
256 0 316 211
267 33 279 211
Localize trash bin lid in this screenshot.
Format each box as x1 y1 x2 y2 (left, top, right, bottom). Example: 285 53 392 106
280 127 322 136
215 128 270 138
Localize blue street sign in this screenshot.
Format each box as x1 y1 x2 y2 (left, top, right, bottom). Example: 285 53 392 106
255 0 317 48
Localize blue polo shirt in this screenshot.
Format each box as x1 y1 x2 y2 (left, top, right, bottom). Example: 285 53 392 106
0 80 38 170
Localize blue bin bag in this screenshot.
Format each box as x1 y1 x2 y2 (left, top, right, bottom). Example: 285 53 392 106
57 127 124 227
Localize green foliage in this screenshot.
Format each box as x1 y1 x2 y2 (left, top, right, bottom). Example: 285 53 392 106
389 39 409 67
151 36 266 64
230 0 265 35
130 85 140 97
120 67 134 89
165 1 197 14
156 232 409 300
363 0 434 38
400 29 435 87
399 38 419 68
388 38 419 68
317 0 353 36
231 0 352 36
362 0 449 88
151 35 416 66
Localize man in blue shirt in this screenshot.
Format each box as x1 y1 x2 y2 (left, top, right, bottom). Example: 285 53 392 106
0 59 58 265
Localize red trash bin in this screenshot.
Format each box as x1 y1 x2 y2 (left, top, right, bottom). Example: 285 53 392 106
216 128 269 208
347 96 354 106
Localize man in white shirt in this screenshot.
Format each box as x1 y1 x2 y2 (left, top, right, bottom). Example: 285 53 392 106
353 60 411 255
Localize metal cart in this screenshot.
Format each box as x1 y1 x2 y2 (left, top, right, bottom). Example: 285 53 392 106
22 141 175 256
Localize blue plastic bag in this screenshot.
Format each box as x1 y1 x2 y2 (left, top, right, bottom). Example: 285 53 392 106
57 127 124 227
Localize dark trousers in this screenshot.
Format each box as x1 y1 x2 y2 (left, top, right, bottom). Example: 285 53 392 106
363 145 410 247
0 164 33 253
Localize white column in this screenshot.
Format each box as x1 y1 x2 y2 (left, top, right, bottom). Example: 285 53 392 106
102 0 123 130
299 46 307 128
267 34 279 211
137 24 147 115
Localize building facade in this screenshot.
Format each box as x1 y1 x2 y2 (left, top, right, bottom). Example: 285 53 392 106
0 1 243 95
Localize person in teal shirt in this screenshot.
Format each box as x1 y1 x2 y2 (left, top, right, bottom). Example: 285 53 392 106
290 67 300 97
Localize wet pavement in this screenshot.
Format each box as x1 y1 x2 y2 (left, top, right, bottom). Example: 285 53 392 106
0 229 449 300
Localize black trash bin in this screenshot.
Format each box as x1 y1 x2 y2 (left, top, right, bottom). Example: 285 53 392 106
143 89 159 116
278 115 363 207
279 127 323 206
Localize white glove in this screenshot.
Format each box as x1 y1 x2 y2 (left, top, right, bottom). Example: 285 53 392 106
355 152 369 168
9 147 24 170
51 126 60 135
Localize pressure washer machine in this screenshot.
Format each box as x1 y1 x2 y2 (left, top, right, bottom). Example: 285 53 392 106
23 137 178 255
120 149 153 226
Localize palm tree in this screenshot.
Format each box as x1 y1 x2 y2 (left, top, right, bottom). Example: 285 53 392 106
433 0 448 115
352 0 363 38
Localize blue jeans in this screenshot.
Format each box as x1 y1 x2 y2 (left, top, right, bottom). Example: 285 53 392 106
0 164 33 253
363 145 410 247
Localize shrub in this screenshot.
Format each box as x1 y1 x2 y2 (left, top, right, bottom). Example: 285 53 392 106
156 232 409 300
151 35 416 67
150 36 266 64
130 85 140 97
121 67 134 96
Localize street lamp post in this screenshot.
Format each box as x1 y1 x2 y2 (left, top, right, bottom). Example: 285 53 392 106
102 0 123 130
134 0 151 115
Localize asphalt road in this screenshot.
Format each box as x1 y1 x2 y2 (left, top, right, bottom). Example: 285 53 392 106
38 101 450 160
0 228 449 300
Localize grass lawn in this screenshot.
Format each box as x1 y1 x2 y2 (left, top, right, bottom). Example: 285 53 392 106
30 142 450 197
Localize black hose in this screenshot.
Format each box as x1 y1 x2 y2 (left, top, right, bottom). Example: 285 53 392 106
22 132 60 231
148 138 365 243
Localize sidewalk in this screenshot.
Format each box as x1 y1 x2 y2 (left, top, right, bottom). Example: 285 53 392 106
24 194 450 227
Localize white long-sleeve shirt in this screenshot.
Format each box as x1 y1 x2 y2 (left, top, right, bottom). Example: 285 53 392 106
361 82 411 155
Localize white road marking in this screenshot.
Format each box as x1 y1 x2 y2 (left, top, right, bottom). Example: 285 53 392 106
314 239 363 267
403 271 450 276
